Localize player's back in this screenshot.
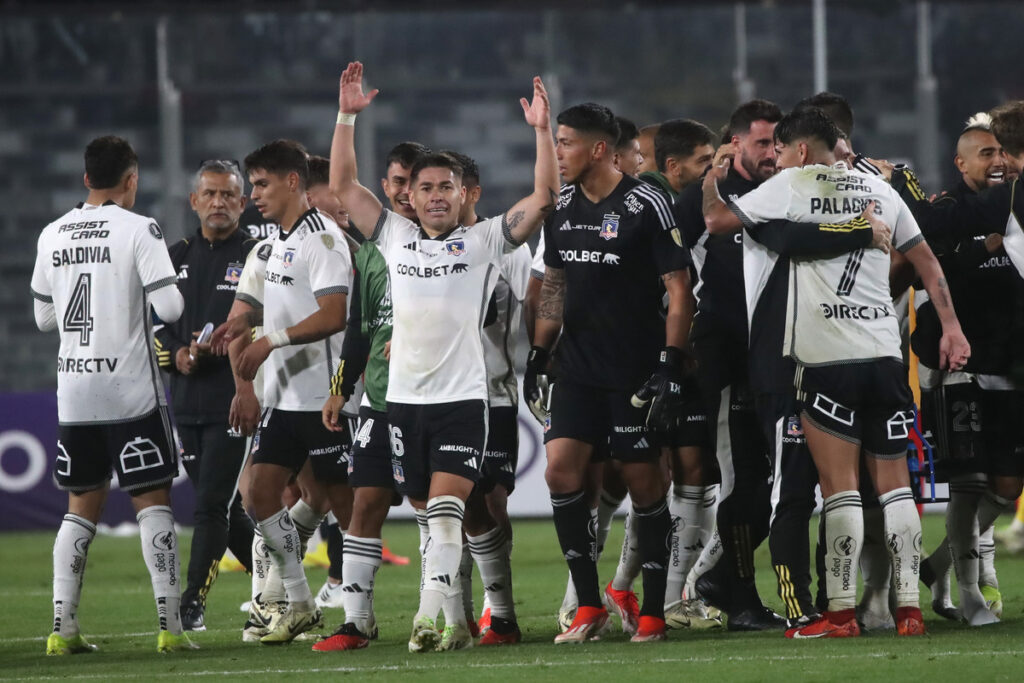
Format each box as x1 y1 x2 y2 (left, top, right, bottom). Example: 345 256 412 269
33 202 176 424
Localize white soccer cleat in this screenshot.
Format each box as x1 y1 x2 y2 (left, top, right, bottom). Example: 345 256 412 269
259 603 323 644
408 616 441 653
315 580 345 609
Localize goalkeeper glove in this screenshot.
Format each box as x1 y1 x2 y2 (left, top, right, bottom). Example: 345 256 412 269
631 346 686 433
523 346 553 426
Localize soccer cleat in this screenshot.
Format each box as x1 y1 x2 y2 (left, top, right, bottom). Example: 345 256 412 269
242 596 277 642
259 604 323 644
315 580 345 609
381 541 410 566
727 606 787 631
157 630 200 653
669 598 723 630
408 616 441 653
981 584 1003 619
46 633 97 656
786 613 823 631
554 605 609 644
478 606 492 635
311 622 370 652
694 573 730 613
994 524 1024 554
180 600 206 632
557 606 576 633
630 615 667 642
303 541 331 569
603 581 639 634
785 610 860 639
895 606 927 636
478 616 521 646
437 622 474 651
218 553 246 573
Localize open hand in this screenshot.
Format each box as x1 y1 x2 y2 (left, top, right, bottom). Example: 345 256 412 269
520 77 551 131
339 61 380 114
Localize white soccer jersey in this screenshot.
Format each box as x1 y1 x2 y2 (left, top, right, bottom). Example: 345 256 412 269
730 162 924 366
236 237 272 310
483 243 532 407
371 209 517 404
31 202 178 424
531 231 546 279
262 209 352 412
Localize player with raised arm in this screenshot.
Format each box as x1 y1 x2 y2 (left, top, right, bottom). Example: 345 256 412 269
329 61 557 653
31 136 195 654
703 107 970 638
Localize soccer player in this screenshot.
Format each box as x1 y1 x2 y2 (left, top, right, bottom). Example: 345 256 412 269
913 113 1013 626
636 123 660 175
675 100 783 631
215 139 354 644
154 159 257 631
533 102 693 644
329 61 557 652
639 119 716 201
31 136 194 654
613 117 644 178
703 106 970 638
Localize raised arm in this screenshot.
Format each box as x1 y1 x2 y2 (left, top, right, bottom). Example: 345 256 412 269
330 61 384 238
501 77 559 244
702 159 742 235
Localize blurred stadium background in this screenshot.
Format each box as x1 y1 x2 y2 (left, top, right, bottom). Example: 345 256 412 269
2 0 1023 528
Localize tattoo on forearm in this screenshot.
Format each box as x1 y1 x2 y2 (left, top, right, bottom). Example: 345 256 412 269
539 188 557 215
935 276 952 308
538 268 565 321
702 189 723 220
505 210 526 231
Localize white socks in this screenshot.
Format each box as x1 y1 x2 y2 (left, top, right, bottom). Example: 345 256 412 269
858 505 892 620
415 508 430 593
878 487 921 609
341 536 383 634
684 528 721 598
822 491 863 612
289 498 325 556
611 511 641 591
468 526 516 621
251 527 270 601
257 508 313 607
418 496 465 624
136 505 183 634
596 490 622 558
52 514 96 637
665 485 704 604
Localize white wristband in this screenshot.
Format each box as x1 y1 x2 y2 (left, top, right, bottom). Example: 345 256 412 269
265 329 290 349
337 112 356 126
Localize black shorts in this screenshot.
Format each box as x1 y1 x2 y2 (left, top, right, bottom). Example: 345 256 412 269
666 376 711 448
545 377 658 462
386 399 488 500
251 408 351 483
56 408 178 493
797 359 914 459
349 406 395 489
922 381 1024 478
479 406 519 494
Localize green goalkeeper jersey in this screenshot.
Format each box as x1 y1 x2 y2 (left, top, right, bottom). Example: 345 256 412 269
356 240 392 412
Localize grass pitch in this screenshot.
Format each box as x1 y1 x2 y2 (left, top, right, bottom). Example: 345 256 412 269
2 515 1024 681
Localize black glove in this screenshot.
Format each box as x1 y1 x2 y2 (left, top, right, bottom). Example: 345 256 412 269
523 346 553 426
631 346 686 433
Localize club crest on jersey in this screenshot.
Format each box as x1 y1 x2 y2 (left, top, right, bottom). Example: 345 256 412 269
599 213 620 240
224 263 243 284
148 222 163 240
787 416 803 437
445 240 466 256
283 249 296 268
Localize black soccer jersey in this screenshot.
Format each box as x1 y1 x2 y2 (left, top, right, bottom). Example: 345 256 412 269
542 175 690 391
675 168 759 344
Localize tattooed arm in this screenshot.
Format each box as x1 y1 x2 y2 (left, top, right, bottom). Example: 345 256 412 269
662 270 695 351
903 239 970 370
502 77 560 245
532 266 565 352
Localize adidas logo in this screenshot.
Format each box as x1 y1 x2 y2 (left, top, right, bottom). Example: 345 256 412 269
634 437 649 449
484 583 504 592
342 583 364 593
500 463 514 473
564 550 582 560
430 574 452 586
403 242 418 251
464 458 477 468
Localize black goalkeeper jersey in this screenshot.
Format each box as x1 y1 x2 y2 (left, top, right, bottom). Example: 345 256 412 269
675 167 759 345
542 174 691 391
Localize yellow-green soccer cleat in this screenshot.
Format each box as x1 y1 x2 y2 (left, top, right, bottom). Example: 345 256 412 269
408 616 441 653
981 584 1004 619
157 630 200 653
259 604 323 644
436 622 473 651
46 632 98 656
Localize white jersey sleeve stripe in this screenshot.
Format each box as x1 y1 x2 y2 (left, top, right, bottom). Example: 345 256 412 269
897 233 924 253
313 284 349 297
632 185 675 230
144 276 177 293
31 288 53 303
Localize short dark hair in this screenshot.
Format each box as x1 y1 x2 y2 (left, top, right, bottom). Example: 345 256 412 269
557 103 619 143
307 155 330 187
774 106 840 151
991 101 1024 157
84 136 138 190
244 139 309 188
795 92 854 138
726 99 783 138
654 119 717 172
385 141 431 172
441 150 480 188
615 117 639 150
410 152 464 184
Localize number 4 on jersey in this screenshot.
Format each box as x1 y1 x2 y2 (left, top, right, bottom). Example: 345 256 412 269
63 273 95 345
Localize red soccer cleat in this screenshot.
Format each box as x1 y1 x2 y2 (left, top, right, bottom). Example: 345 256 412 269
381 541 410 566
603 581 639 635
312 623 370 652
554 605 609 644
895 606 927 636
478 616 521 646
478 607 492 635
785 609 860 639
631 615 667 642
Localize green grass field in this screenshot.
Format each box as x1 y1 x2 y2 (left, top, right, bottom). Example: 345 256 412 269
2 515 1024 681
